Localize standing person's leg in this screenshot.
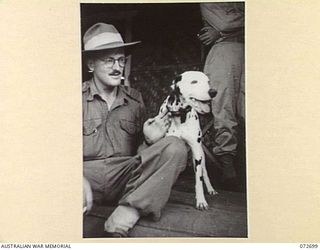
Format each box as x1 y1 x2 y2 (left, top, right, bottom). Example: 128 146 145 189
238 64 245 122
204 42 244 183
104 136 188 236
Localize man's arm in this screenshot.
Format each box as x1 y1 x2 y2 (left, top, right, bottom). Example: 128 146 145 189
143 112 171 145
135 91 171 151
198 3 244 46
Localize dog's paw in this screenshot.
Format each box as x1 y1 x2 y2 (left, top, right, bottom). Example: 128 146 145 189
196 199 209 210
208 189 218 195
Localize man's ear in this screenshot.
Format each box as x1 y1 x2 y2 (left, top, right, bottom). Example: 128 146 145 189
87 59 94 72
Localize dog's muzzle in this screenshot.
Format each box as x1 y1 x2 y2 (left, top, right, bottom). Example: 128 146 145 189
208 89 217 98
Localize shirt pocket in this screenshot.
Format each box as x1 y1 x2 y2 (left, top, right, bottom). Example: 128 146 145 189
118 119 140 155
83 119 104 159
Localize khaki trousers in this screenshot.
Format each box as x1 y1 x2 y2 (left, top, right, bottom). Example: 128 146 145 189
84 136 188 220
204 41 245 156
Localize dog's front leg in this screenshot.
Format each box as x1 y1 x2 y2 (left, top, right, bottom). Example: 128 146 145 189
181 112 209 209
201 160 218 195
191 144 209 210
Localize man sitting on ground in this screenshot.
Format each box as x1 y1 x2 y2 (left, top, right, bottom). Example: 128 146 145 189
82 23 188 237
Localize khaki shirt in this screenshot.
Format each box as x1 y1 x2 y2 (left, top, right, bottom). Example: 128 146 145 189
200 3 244 32
82 79 146 161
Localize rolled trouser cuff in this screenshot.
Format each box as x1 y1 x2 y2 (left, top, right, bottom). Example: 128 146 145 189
119 136 188 220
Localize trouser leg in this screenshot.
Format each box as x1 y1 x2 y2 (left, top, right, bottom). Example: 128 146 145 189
204 42 244 156
105 136 188 234
204 42 244 181
83 156 141 204
238 66 245 121
120 136 188 218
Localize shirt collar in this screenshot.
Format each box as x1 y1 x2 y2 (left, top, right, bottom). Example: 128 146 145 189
111 86 128 110
86 79 99 101
85 78 128 108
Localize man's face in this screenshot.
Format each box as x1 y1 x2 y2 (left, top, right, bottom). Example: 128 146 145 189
88 48 126 88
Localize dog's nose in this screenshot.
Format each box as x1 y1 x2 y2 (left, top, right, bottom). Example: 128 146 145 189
208 89 217 98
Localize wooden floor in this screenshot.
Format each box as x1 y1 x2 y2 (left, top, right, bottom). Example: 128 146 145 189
83 174 247 238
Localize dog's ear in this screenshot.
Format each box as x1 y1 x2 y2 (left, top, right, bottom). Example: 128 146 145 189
174 86 181 97
173 75 182 84
168 92 175 105
171 74 182 90
168 79 182 105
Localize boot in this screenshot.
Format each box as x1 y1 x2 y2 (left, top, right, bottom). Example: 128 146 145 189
217 154 239 191
218 154 236 180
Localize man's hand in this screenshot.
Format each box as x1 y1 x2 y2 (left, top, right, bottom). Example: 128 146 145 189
198 26 221 46
83 177 93 213
143 113 171 145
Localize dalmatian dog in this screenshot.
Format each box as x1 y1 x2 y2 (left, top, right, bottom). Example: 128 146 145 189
157 71 218 210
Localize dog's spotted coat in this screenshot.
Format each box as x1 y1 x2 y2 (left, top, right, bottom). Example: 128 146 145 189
156 71 218 210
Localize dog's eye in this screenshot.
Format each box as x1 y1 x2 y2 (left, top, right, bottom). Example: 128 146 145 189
191 80 198 84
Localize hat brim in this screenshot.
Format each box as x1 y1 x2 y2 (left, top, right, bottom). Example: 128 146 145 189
82 41 141 54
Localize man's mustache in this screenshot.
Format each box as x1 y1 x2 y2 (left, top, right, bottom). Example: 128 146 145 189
109 70 121 76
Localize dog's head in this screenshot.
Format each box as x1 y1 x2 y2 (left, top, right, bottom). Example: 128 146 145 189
169 71 217 115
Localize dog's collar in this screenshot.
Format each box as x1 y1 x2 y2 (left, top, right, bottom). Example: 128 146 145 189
167 105 192 117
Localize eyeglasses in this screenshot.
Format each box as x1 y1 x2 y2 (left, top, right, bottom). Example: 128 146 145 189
98 57 127 68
